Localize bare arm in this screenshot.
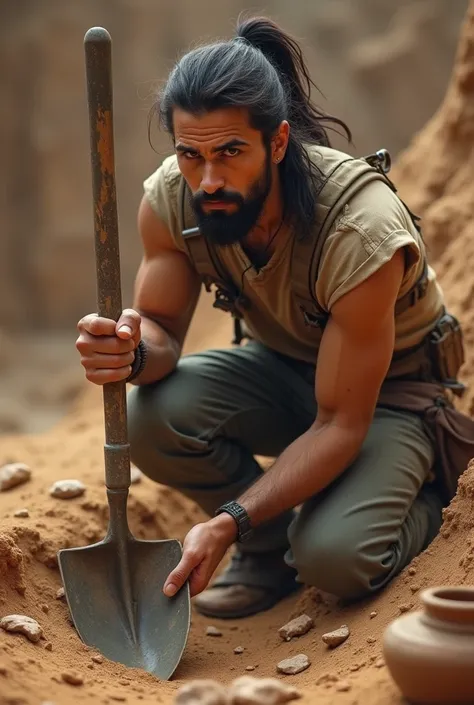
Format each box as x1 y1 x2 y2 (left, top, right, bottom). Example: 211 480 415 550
227 248 406 528
130 195 201 385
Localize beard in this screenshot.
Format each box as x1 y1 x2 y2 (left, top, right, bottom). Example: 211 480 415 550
190 153 272 246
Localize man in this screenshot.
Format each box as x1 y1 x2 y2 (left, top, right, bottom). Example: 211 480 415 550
76 16 468 620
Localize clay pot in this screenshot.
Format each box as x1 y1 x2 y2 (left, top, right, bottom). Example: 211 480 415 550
383 586 474 704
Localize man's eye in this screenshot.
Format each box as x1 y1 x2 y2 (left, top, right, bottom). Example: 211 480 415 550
183 151 200 159
223 147 241 157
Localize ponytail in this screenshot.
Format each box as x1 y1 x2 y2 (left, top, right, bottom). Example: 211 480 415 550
235 15 352 146
156 15 352 238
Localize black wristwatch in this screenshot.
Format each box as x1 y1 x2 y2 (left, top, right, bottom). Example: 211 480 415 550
215 501 253 543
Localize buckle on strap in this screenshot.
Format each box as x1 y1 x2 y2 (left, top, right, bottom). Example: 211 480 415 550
408 272 429 307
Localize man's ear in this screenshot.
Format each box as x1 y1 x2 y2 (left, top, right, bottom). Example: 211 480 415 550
271 120 290 163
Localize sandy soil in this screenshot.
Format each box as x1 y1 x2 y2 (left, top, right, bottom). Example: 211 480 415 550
1 3 474 704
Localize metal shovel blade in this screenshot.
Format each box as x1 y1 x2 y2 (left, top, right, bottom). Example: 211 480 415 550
58 532 190 680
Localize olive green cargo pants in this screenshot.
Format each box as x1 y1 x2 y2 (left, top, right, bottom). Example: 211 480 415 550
127 341 443 600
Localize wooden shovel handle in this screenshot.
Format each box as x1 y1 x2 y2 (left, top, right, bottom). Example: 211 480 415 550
84 27 130 491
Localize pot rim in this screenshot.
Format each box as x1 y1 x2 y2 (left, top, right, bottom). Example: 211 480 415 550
421 586 474 625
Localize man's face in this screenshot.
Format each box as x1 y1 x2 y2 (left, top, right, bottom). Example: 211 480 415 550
173 107 272 245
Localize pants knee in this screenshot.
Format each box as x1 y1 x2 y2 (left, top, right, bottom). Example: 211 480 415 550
126 376 206 481
288 531 376 600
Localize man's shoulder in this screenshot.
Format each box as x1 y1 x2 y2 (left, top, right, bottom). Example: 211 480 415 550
305 144 355 174
156 153 182 191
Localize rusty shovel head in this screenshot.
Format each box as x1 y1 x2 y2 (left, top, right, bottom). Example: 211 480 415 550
58 534 190 680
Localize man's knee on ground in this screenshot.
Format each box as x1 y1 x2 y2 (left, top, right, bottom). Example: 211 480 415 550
288 528 382 601
127 375 203 475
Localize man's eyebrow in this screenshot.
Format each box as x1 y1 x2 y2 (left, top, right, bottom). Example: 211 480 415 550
175 138 250 154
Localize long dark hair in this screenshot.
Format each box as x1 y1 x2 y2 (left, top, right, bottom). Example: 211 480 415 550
152 15 352 238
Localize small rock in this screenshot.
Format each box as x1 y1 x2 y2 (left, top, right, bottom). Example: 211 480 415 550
0 615 43 643
230 675 302 703
0 463 31 491
335 680 351 692
174 679 228 705
41 604 49 614
49 479 86 499
246 666 256 671
130 466 143 484
278 614 314 641
44 642 53 651
399 603 413 614
410 584 420 593
322 625 350 648
206 626 222 637
367 637 376 644
91 654 103 664
61 670 84 686
408 567 417 576
316 673 338 685
56 587 65 600
234 646 245 654
375 658 385 668
276 654 311 676
369 611 377 619
13 509 29 518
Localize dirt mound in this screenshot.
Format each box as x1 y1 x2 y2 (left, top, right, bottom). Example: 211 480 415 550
392 0 474 417
1 3 474 704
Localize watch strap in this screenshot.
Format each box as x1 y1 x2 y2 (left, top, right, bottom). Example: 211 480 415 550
215 500 253 543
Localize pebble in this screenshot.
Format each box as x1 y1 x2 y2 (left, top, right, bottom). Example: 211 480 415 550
44 642 53 651
13 509 29 518
61 670 84 686
408 567 417 576
322 625 350 648
399 603 414 613
230 676 302 703
0 615 43 643
245 666 256 671
375 658 385 668
367 637 377 644
277 654 311 675
41 604 49 614
0 463 31 491
369 611 378 619
335 680 351 692
130 466 143 484
278 614 314 641
206 625 222 637
56 587 65 600
174 680 228 705
49 479 86 499
233 646 245 654
91 654 104 664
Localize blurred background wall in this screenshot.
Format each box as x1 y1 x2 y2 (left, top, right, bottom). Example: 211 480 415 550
0 0 468 433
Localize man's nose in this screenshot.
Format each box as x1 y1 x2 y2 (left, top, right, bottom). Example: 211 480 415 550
200 162 225 194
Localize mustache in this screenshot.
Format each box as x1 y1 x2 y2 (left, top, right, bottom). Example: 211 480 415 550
193 189 244 208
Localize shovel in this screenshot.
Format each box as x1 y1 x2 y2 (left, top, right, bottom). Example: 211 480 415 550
57 26 190 681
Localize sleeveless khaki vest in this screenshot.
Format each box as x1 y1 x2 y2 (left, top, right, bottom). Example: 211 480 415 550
143 145 446 379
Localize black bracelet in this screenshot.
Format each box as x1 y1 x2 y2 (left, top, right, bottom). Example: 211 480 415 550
126 339 148 383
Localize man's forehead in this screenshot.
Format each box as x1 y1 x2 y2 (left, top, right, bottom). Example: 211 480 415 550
173 107 257 143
